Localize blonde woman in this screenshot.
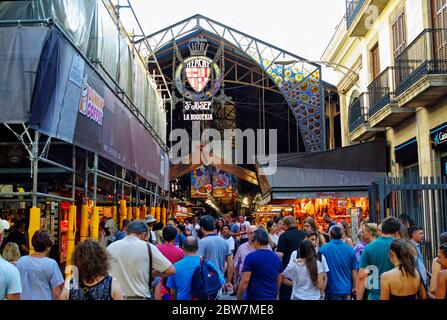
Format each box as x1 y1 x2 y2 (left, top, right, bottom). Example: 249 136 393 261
2 242 21 265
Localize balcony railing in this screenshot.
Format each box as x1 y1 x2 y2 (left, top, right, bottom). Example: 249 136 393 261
394 29 447 97
368 67 393 117
348 93 368 133
346 0 365 29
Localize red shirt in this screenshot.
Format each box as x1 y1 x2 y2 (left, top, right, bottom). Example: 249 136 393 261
157 243 184 264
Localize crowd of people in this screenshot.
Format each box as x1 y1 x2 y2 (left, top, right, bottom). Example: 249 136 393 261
1 212 447 300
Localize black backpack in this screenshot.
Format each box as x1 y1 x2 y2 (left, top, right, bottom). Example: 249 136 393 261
190 257 222 300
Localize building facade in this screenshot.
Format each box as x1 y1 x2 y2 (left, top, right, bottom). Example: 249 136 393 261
322 0 447 180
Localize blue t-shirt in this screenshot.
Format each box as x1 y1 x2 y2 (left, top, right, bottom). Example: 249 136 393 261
16 255 64 300
230 223 239 235
115 230 126 241
242 249 282 300
319 240 358 296
360 236 395 300
175 233 186 248
0 257 22 299
166 256 223 300
198 234 231 278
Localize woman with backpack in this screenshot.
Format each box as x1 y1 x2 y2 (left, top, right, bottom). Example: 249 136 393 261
282 240 325 300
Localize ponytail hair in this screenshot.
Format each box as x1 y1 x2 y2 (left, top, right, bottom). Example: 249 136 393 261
299 240 319 287
389 238 417 278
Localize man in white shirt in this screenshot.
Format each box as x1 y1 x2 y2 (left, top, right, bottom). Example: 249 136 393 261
107 220 175 299
221 225 235 255
238 215 251 245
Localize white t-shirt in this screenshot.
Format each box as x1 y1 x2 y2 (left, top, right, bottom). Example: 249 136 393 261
282 258 325 300
239 221 251 239
107 235 171 299
224 236 235 253
270 234 279 246
289 250 329 273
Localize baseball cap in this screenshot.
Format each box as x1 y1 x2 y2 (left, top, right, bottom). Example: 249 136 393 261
0 219 10 234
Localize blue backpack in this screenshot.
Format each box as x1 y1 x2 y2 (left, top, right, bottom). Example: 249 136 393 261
190 257 222 300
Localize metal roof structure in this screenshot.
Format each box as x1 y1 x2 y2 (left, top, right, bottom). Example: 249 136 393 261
134 14 326 152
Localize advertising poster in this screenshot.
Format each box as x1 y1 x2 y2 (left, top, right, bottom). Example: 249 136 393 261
191 166 211 198
212 167 232 198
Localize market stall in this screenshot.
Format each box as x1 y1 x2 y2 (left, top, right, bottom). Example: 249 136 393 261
253 204 293 227
257 140 387 235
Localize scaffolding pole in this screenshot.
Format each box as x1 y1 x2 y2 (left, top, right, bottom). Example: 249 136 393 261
84 151 89 203
72 146 76 204
93 153 98 206
32 131 40 208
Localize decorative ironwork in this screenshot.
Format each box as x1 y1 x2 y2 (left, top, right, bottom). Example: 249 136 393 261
368 67 392 117
346 0 365 29
394 29 447 97
134 14 325 152
348 93 367 133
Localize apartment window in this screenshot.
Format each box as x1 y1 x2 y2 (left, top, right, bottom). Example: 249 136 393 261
371 43 380 80
392 9 406 58
431 0 447 60
432 0 447 29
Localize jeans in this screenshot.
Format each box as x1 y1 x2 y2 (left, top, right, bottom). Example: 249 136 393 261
279 283 293 300
325 294 350 300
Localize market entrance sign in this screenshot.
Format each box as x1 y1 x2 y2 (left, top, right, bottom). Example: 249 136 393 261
174 37 224 121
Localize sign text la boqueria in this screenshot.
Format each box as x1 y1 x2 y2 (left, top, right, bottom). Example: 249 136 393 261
183 101 213 121
174 37 223 122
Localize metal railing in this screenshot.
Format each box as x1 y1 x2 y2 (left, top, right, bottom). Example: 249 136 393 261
348 93 368 133
346 0 365 29
368 67 394 117
369 176 447 269
394 29 447 97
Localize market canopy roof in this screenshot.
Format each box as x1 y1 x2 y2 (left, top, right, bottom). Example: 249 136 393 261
136 14 327 152
257 140 387 203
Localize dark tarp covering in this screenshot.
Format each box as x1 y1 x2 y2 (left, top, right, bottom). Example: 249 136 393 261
0 0 96 54
0 26 49 123
28 28 169 190
0 1 166 141
270 139 387 172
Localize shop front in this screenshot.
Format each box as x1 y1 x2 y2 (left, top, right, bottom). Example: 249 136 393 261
431 122 447 178
257 140 387 236
254 203 294 227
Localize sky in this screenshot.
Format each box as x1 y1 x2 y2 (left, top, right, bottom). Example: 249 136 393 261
118 0 346 85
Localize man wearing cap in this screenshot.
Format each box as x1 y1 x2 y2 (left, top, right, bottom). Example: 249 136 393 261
144 214 157 244
0 219 22 300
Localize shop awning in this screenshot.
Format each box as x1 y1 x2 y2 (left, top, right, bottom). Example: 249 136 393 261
257 140 387 203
